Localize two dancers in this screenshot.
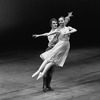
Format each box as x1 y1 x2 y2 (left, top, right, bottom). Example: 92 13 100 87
32 12 77 84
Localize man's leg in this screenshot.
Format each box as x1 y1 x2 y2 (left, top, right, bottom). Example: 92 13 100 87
43 68 50 92
43 46 54 91
43 65 55 92
46 65 55 90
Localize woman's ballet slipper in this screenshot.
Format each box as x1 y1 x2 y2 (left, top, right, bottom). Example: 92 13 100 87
37 72 44 80
32 71 39 78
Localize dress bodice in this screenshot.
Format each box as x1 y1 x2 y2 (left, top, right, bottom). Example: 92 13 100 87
58 27 70 41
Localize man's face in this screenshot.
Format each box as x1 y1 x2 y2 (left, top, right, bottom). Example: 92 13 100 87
52 21 57 29
59 17 65 26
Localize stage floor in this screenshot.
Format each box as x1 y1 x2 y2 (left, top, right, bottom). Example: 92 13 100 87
0 48 100 100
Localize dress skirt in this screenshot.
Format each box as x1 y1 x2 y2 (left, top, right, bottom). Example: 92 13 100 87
40 40 70 67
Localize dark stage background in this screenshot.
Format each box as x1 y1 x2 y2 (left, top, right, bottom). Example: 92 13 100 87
0 0 100 53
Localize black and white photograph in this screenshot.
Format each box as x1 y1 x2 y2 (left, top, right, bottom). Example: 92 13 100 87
0 0 100 100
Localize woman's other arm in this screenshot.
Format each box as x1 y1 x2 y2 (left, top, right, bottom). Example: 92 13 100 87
68 26 77 34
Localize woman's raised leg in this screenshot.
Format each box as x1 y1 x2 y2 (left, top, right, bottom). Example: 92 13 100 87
32 60 48 78
37 62 54 80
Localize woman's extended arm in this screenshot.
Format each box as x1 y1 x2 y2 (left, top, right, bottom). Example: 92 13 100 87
65 12 73 24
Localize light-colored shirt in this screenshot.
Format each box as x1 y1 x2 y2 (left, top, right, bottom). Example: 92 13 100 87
47 29 57 42
47 29 59 47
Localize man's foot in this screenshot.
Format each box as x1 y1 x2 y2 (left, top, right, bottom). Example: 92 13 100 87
32 71 39 78
43 87 54 92
37 72 44 80
43 87 49 92
47 87 54 91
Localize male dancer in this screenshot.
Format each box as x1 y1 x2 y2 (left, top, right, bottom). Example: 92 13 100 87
32 18 58 92
43 18 59 92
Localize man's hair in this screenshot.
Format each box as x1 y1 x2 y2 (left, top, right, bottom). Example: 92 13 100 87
50 18 57 26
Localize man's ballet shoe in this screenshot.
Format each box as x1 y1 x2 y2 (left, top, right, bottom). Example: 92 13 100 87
43 87 54 92
43 87 49 92
48 87 54 91
37 72 44 80
32 71 39 78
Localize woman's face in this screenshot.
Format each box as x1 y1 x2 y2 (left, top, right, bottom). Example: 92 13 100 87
59 17 65 26
52 21 57 29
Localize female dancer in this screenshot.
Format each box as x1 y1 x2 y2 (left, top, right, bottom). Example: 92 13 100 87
32 13 77 80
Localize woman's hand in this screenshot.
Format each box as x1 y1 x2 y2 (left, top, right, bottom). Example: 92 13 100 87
68 12 73 17
32 34 40 38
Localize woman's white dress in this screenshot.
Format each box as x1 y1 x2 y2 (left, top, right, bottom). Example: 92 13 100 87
40 26 70 67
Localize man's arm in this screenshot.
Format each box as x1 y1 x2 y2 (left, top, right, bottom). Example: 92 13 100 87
32 32 49 38
47 29 60 36
32 29 60 38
